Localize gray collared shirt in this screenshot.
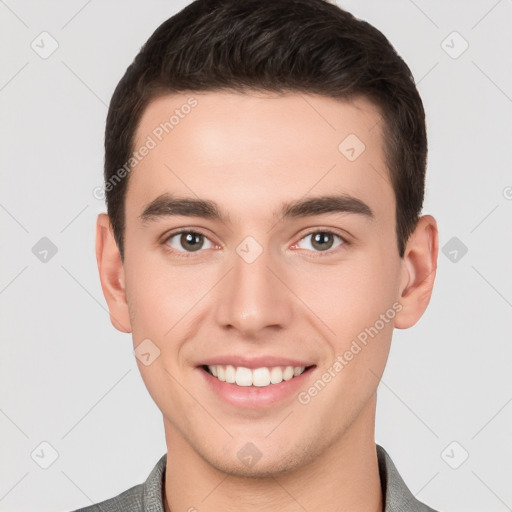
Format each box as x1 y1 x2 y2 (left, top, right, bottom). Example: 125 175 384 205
70 444 440 512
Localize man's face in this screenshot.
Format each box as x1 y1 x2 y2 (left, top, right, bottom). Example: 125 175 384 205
122 91 404 476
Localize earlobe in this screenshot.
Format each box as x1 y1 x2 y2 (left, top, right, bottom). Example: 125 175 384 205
95 213 132 333
395 215 439 329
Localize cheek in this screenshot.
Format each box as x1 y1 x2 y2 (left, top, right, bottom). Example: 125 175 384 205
298 253 399 417
291 247 400 349
124 254 213 341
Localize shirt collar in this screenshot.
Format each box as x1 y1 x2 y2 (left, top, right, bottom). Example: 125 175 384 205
376 444 437 511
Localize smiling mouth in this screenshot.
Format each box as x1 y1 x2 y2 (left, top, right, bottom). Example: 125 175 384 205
201 364 315 387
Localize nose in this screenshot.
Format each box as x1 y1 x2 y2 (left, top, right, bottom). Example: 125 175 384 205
213 243 293 338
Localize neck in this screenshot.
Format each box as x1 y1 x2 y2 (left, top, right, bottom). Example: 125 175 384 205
163 394 383 512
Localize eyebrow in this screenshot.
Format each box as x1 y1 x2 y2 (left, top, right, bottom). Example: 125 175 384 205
139 192 374 224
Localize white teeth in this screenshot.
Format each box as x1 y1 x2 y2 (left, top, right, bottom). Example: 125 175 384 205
225 365 236 383
252 367 271 387
283 366 294 381
270 366 283 384
235 367 253 386
206 364 306 387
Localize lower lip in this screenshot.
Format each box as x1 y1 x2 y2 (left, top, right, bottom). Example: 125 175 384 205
198 366 315 409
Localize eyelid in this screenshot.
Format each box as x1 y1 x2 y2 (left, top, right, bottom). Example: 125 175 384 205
162 226 216 244
298 226 350 243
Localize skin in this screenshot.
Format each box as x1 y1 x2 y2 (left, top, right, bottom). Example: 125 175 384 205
96 91 438 512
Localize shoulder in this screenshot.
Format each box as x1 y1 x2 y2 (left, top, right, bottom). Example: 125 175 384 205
67 453 167 512
68 482 144 512
377 444 442 512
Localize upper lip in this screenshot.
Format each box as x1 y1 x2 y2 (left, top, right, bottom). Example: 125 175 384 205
198 355 315 369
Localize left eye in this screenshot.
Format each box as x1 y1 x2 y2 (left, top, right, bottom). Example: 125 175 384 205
165 231 215 253
295 231 345 252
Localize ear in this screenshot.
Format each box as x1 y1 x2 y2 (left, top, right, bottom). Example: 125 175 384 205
95 213 132 333
395 214 439 329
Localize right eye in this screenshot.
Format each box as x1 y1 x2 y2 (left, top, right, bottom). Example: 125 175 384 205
163 230 216 256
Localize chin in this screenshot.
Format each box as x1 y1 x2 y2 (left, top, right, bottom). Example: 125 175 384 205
203 440 317 479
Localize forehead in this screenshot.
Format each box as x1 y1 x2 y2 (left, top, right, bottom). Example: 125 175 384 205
127 91 394 226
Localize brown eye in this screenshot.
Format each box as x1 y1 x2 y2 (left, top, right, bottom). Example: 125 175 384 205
166 231 214 253
296 231 345 252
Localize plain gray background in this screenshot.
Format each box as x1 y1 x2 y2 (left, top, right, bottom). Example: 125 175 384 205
1 1 511 511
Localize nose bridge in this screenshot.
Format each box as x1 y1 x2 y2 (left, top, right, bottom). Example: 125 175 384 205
214 236 292 336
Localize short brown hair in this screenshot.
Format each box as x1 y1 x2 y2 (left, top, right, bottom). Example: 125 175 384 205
104 0 427 260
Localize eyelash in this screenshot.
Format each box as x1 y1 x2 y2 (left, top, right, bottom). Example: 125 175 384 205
162 228 349 259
